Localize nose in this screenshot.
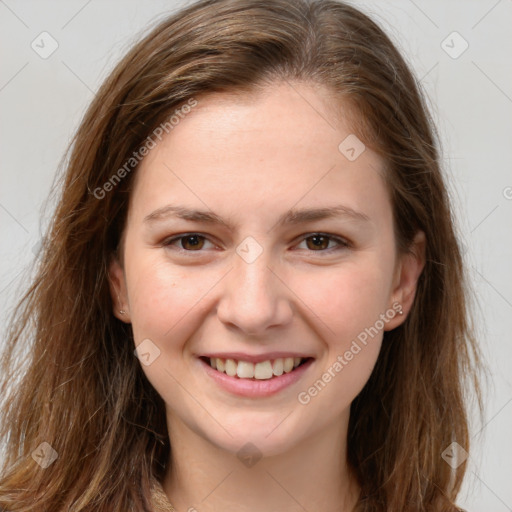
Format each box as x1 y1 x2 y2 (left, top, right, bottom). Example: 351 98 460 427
216 250 293 337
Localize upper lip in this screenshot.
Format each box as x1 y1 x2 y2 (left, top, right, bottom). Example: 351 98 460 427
200 352 314 364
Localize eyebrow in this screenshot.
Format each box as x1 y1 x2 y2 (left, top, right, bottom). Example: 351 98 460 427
143 204 371 229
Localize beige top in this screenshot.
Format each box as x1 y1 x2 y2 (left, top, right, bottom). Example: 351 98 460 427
150 477 176 512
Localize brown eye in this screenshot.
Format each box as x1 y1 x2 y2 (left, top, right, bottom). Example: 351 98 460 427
163 233 214 252
297 233 350 254
305 235 330 250
180 234 205 250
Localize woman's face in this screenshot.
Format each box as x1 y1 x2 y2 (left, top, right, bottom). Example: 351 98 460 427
110 82 424 457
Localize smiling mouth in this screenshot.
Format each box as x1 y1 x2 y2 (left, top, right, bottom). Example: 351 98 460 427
199 356 313 380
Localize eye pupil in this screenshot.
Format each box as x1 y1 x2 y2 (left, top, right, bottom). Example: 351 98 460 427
182 235 204 250
307 235 329 250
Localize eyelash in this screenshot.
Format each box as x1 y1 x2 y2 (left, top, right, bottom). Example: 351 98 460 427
161 232 351 256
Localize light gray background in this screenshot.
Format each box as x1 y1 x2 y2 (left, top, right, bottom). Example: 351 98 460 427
0 1 511 510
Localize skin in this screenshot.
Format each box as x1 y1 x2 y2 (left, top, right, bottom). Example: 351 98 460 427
109 81 426 512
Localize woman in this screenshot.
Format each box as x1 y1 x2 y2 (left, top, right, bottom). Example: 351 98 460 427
0 0 482 510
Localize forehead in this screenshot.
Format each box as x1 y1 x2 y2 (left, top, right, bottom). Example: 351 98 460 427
129 82 390 228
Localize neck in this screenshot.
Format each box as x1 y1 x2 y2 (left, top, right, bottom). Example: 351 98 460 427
162 413 360 512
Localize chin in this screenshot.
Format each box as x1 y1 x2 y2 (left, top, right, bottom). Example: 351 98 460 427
199 413 310 460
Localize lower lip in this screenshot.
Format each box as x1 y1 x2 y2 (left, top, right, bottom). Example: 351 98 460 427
199 357 314 398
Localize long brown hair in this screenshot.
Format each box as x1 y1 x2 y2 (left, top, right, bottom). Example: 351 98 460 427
0 1 483 510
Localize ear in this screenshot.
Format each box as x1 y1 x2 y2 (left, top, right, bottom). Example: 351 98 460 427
108 255 131 323
384 230 426 331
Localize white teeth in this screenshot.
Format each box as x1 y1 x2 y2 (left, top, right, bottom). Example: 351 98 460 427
206 356 307 379
225 359 237 377
283 357 294 373
237 361 254 379
254 361 273 380
272 358 284 376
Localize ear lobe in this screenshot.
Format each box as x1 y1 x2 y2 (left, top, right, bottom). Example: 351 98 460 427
385 230 426 330
108 256 131 323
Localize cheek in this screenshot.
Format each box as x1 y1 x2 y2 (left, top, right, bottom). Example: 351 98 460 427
127 259 202 345
289 255 393 405
124 255 208 406
291 255 394 341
